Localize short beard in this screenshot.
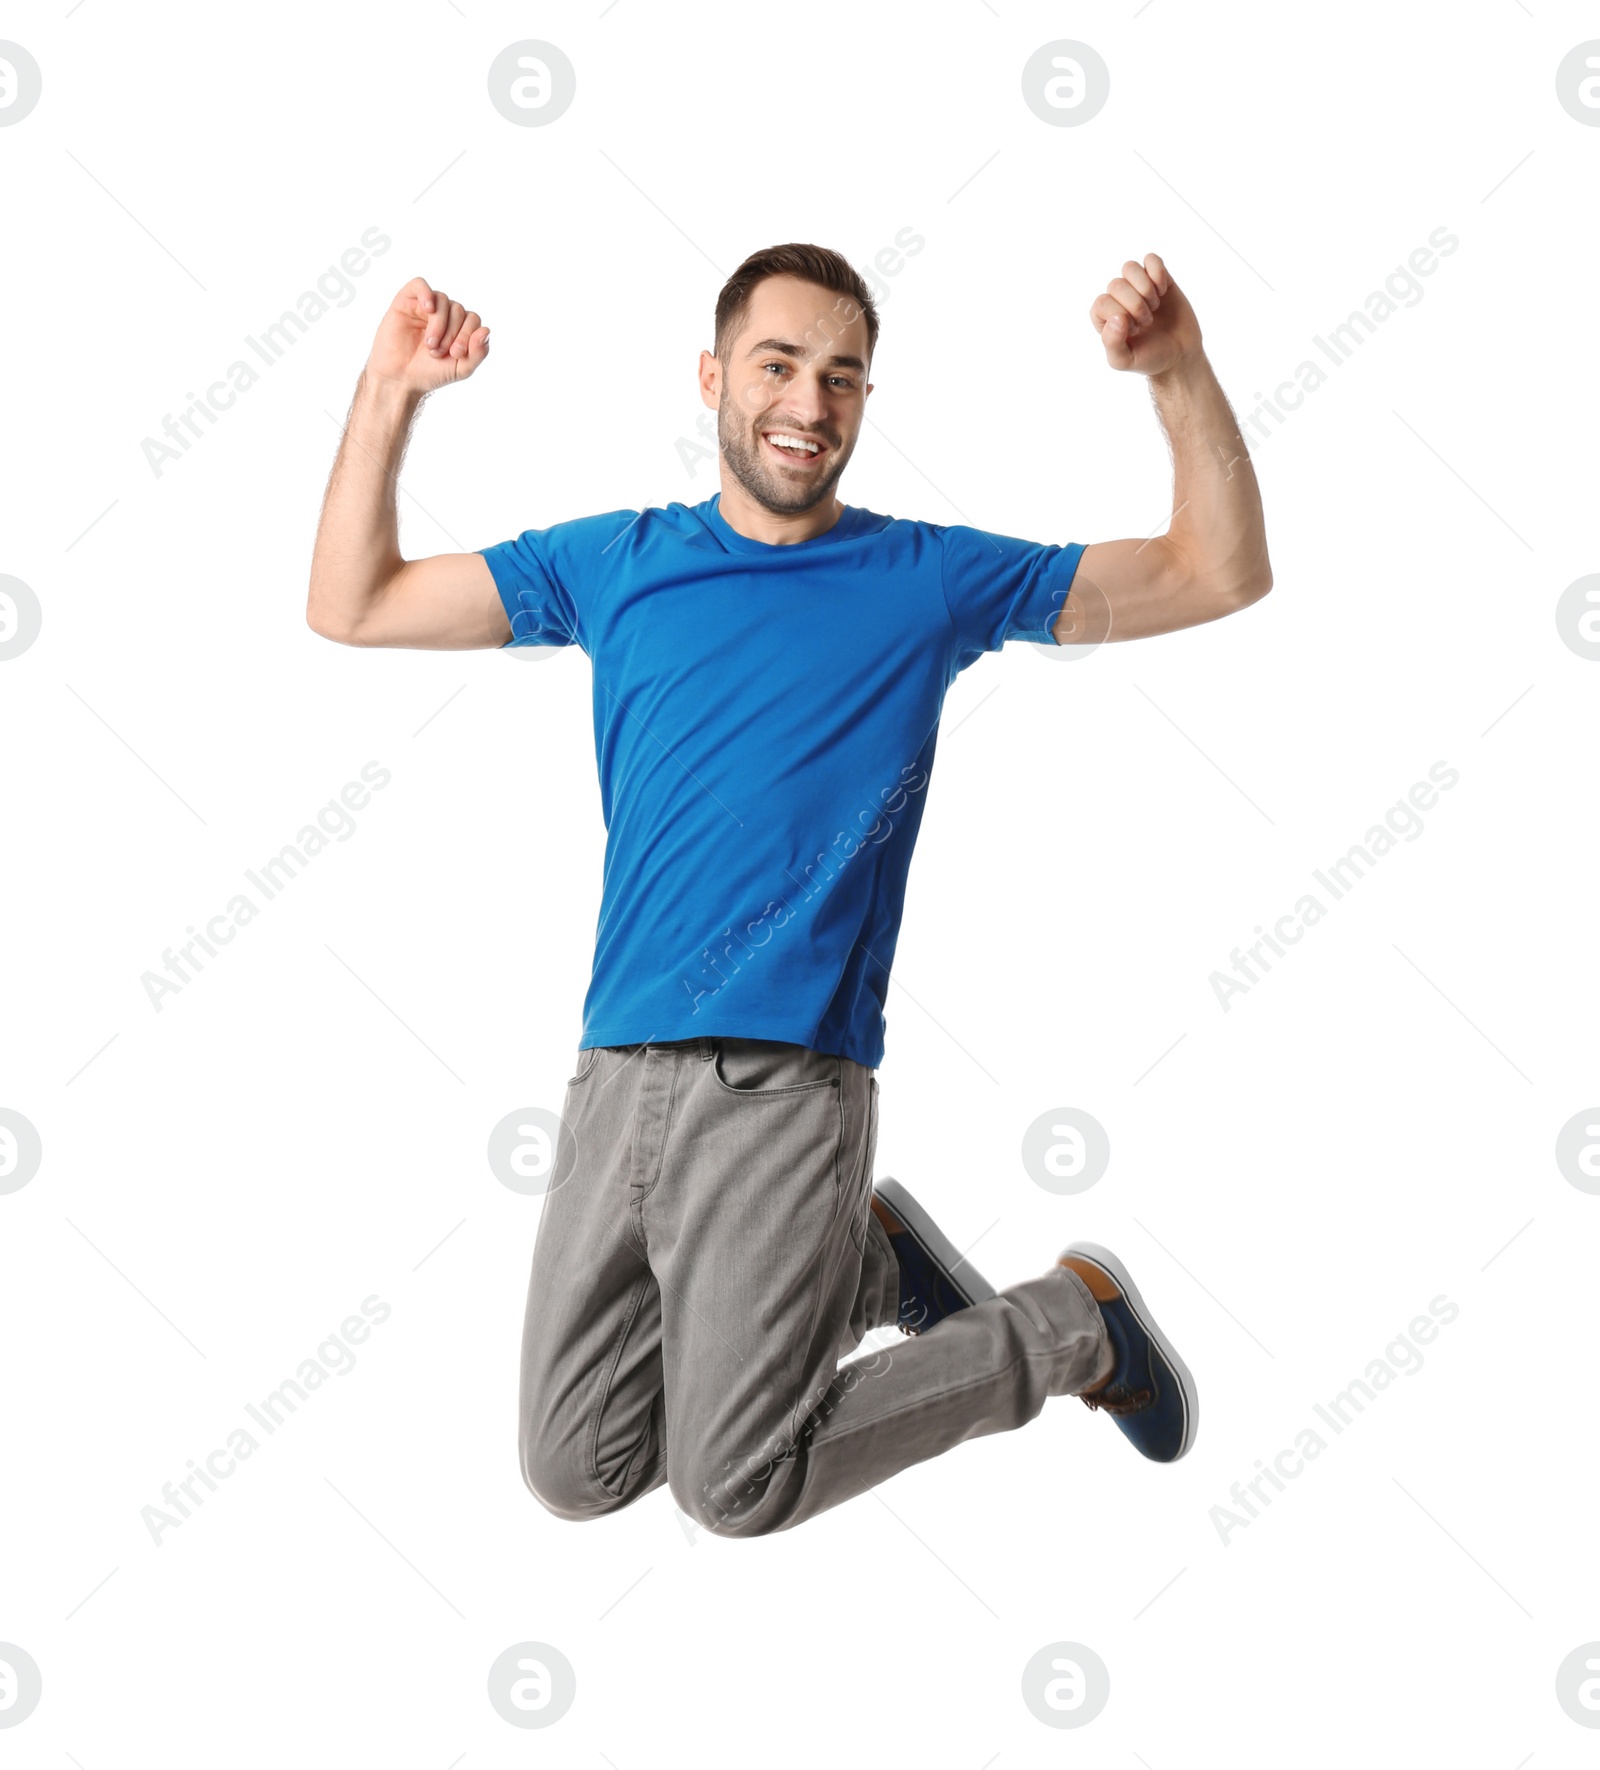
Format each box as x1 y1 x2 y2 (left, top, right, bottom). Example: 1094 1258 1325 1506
717 395 848 516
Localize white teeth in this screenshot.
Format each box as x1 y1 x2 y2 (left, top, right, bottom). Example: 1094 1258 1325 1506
765 432 820 455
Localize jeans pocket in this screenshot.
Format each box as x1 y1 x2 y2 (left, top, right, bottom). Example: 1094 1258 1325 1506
706 1039 846 1213
567 1046 601 1087
709 1037 841 1098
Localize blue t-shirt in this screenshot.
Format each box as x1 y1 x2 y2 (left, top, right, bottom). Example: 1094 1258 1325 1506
481 493 1083 1070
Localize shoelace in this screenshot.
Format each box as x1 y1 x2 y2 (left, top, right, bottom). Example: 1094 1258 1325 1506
1079 1381 1154 1415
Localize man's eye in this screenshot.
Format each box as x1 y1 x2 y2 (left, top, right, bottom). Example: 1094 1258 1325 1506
761 362 854 388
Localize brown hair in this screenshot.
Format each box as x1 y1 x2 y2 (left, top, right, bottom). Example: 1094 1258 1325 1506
713 242 880 369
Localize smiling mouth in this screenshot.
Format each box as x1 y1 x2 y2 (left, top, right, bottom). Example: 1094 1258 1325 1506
761 429 828 466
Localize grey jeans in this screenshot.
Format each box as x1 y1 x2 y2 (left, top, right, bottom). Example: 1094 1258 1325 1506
519 1035 1111 1536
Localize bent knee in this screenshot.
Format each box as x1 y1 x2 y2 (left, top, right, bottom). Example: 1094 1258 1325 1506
521 1430 625 1523
670 1440 796 1539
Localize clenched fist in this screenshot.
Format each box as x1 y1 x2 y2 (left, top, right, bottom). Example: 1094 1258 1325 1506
1089 255 1202 378
366 276 490 394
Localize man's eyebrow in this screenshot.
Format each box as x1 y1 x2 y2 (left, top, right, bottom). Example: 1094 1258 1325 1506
745 337 867 372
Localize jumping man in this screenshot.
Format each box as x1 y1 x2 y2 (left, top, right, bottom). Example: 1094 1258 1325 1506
306 243 1272 1536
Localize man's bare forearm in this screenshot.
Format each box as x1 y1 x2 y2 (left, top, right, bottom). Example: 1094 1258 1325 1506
306 373 425 639
304 276 499 650
1149 351 1271 596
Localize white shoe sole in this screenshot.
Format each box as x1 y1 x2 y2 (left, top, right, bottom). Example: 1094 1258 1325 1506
1062 1239 1199 1458
874 1177 997 1307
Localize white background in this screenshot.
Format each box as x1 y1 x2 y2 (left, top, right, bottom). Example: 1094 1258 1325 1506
3 0 1597 1762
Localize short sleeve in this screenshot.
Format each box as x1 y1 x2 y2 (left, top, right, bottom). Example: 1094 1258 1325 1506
938 523 1086 668
479 509 639 655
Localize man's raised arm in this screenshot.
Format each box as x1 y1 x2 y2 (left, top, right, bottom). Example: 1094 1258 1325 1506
1055 255 1273 647
307 275 508 651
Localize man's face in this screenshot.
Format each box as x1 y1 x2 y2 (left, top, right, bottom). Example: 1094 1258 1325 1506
703 274 873 515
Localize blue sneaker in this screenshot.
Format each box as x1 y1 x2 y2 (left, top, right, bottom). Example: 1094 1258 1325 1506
1058 1242 1198 1462
872 1178 997 1335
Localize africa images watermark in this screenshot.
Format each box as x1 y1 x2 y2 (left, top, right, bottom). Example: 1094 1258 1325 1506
140 227 392 477
1209 1293 1460 1546
1229 226 1459 458
693 1345 896 1534
141 1294 392 1547
1210 760 1459 1011
141 761 390 1011
680 759 929 1016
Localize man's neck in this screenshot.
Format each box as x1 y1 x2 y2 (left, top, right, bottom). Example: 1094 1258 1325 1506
716 479 845 546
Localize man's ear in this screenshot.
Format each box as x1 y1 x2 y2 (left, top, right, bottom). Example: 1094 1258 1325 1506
698 348 721 408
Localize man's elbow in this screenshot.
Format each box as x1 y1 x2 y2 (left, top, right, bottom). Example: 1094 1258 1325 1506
1158 538 1271 627
306 575 387 646
1231 567 1273 610
306 600 359 645
1213 557 1273 616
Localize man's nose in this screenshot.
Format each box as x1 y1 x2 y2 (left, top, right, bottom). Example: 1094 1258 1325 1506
781 372 828 423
